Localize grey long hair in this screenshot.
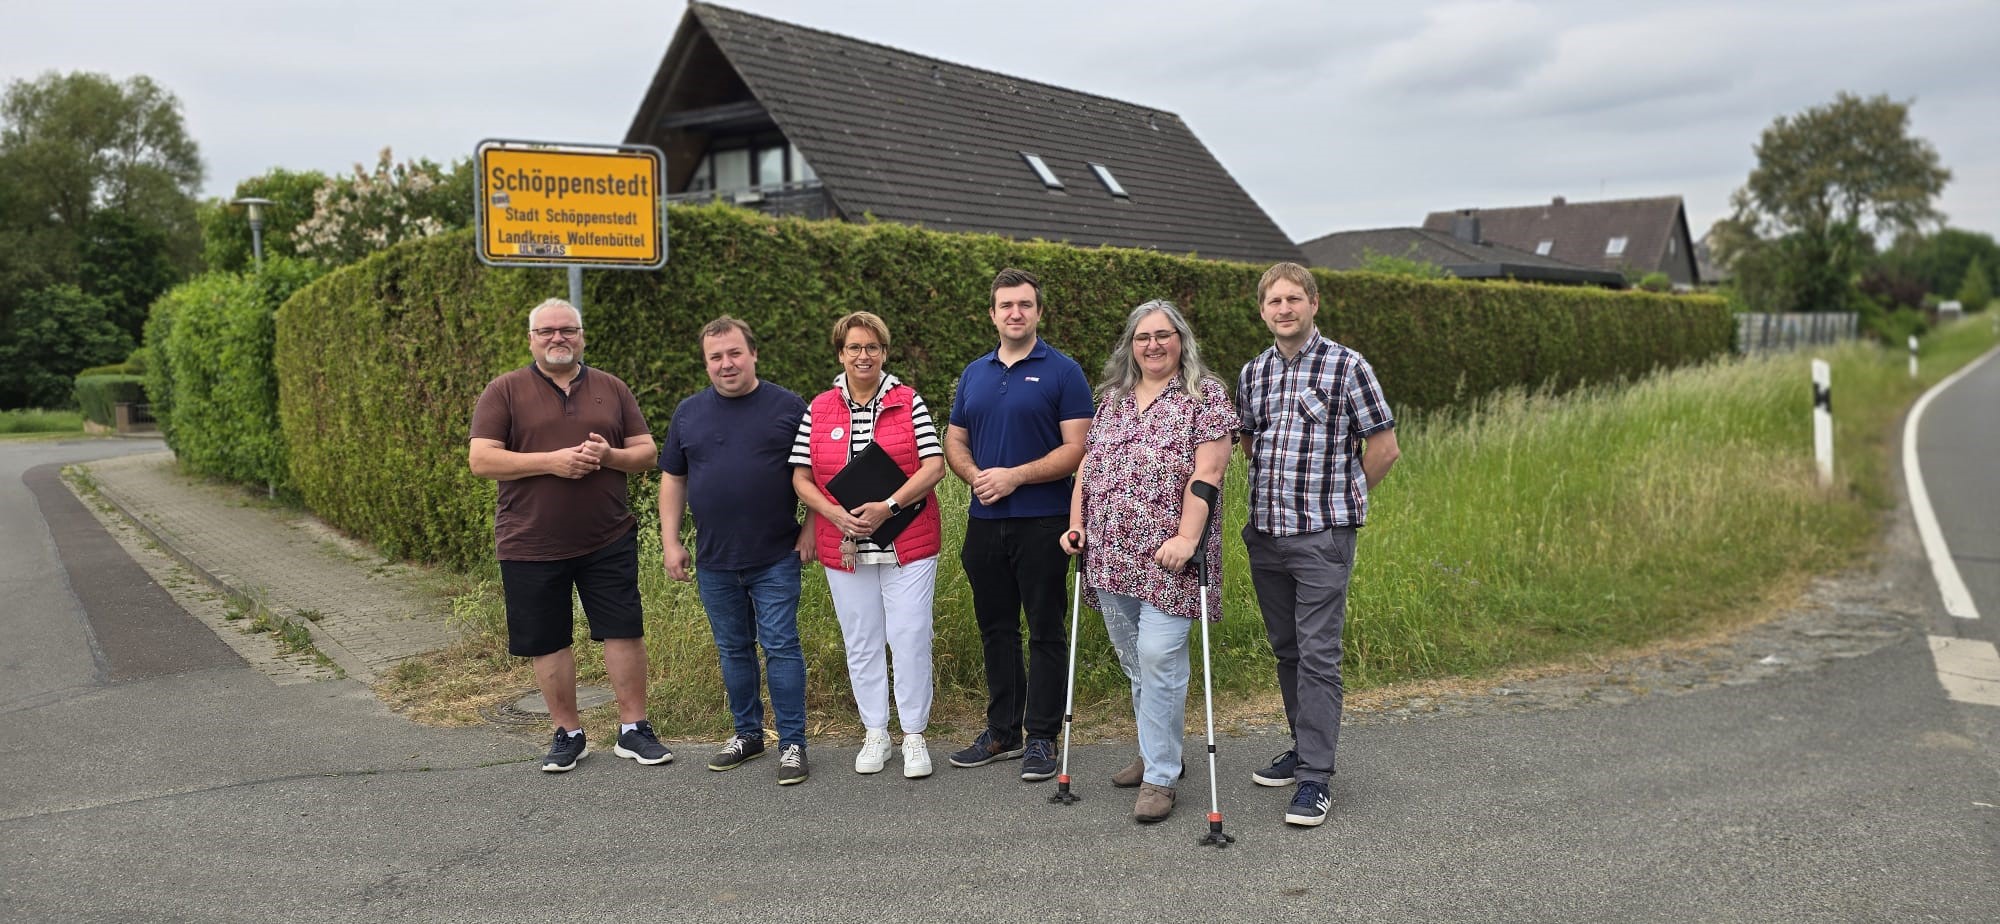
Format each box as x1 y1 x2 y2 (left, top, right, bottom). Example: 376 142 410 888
1096 299 1220 402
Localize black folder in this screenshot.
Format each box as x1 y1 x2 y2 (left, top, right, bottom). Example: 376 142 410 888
824 441 926 545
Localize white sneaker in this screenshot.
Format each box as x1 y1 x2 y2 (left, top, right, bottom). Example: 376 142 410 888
855 728 892 774
902 732 933 779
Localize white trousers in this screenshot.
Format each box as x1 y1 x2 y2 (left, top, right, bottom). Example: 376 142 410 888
824 557 937 734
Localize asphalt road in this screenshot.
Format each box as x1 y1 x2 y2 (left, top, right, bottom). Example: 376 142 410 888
3 433 1997 923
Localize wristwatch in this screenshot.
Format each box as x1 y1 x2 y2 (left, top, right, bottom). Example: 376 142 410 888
886 498 904 516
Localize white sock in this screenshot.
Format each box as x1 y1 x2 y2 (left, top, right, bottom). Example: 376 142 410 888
566 728 583 738
620 722 639 734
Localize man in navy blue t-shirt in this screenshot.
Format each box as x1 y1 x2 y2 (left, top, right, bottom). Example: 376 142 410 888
658 317 814 785
944 268 1096 780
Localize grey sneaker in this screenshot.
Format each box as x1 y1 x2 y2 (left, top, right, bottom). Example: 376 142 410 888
708 734 766 771
777 744 808 785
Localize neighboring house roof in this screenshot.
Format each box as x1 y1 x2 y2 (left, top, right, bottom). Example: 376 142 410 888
1297 227 1626 287
1421 195 1699 285
626 2 1302 266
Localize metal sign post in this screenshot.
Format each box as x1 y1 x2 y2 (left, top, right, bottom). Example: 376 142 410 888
475 139 668 311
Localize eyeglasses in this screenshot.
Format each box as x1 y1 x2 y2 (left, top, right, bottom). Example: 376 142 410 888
531 326 582 339
1132 330 1179 345
842 343 884 357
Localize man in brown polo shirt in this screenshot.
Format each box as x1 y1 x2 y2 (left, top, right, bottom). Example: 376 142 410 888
469 297 667 773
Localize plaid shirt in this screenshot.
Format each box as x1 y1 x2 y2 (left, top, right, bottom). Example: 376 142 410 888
1236 330 1395 535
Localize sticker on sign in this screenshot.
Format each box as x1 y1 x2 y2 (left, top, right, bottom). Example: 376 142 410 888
475 140 667 269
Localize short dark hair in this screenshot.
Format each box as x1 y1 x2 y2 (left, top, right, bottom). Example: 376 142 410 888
700 316 757 353
990 267 1042 307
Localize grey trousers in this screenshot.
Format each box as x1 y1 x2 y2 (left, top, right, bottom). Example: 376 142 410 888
1243 525 1357 786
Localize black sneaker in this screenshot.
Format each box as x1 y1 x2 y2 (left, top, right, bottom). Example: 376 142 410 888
708 734 766 771
777 744 808 785
1285 780 1332 827
948 729 1024 768
613 721 673 765
1252 748 1299 787
541 727 588 772
1019 738 1058 781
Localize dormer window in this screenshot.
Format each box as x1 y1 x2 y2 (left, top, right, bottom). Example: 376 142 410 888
1021 152 1063 189
1088 162 1128 198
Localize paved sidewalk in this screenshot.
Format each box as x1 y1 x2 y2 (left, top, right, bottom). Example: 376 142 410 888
77 450 458 683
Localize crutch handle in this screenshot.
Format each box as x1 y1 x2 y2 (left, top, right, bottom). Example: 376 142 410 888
1189 480 1220 586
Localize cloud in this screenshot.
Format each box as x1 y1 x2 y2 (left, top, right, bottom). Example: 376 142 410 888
1362 1 1556 94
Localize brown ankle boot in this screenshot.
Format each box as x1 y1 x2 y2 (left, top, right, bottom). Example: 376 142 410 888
1134 782 1176 823
1111 756 1145 788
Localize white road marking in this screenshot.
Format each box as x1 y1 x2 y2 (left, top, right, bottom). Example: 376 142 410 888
1929 635 2000 707
1902 345 2000 620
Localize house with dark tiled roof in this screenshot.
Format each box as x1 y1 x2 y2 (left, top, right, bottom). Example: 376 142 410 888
1298 223 1625 288
1421 195 1700 287
624 2 1302 265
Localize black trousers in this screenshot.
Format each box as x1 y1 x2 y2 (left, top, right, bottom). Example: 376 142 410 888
960 514 1071 742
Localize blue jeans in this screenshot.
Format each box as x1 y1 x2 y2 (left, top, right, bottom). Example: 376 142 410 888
695 556 807 748
1097 592 1192 787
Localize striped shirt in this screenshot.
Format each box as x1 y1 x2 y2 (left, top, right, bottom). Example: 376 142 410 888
790 372 943 564
1236 330 1395 535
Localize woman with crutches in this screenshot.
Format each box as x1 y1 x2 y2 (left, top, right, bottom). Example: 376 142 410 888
1059 299 1236 824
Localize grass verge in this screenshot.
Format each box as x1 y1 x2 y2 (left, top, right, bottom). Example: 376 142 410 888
0 408 86 440
380 317 1998 740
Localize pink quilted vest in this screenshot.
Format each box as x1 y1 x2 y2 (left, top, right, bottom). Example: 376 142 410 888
805 383 942 571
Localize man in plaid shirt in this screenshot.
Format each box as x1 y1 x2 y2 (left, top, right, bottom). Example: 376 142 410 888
1235 262 1401 828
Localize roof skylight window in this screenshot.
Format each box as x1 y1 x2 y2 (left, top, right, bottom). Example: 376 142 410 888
1089 162 1129 198
1020 152 1063 189
1606 236 1628 256
1535 240 1554 256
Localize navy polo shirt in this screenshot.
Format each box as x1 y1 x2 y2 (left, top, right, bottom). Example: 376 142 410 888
949 337 1095 519
657 380 808 571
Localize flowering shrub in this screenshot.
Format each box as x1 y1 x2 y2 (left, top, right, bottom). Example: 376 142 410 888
292 147 472 266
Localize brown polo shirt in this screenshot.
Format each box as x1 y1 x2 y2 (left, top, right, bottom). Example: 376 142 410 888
470 363 650 561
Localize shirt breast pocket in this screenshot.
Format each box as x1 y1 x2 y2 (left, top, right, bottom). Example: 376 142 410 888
1297 388 1332 425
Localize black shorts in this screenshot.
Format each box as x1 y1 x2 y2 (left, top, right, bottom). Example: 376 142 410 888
499 525 644 657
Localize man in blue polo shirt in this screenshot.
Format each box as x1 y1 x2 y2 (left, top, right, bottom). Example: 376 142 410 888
658 317 815 786
944 267 1095 781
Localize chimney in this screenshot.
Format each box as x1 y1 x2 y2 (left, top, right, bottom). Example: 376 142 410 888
1552 195 1567 207
1452 208 1480 244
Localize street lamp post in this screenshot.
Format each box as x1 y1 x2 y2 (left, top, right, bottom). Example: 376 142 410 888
233 197 274 271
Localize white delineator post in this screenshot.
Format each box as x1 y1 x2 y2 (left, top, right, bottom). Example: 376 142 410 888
1812 358 1833 488
1909 335 1920 380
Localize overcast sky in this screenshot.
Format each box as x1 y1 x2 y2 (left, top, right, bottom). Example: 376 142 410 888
8 0 1998 244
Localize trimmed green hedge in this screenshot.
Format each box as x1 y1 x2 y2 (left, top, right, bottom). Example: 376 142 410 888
147 258 325 490
72 374 146 426
278 203 1730 566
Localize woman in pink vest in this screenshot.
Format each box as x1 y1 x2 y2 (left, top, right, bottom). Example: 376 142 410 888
789 311 947 778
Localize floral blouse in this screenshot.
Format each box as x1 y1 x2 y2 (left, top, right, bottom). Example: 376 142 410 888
1081 375 1238 621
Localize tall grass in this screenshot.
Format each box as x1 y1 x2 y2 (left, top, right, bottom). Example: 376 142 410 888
408 317 1998 738
0 408 85 435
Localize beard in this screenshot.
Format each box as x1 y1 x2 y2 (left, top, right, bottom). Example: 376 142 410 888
542 346 578 366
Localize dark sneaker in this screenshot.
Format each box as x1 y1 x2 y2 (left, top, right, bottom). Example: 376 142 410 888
948 729 1024 768
1285 780 1332 827
1020 738 1058 781
541 727 589 773
777 744 808 786
708 734 766 771
613 721 673 765
1253 748 1299 787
